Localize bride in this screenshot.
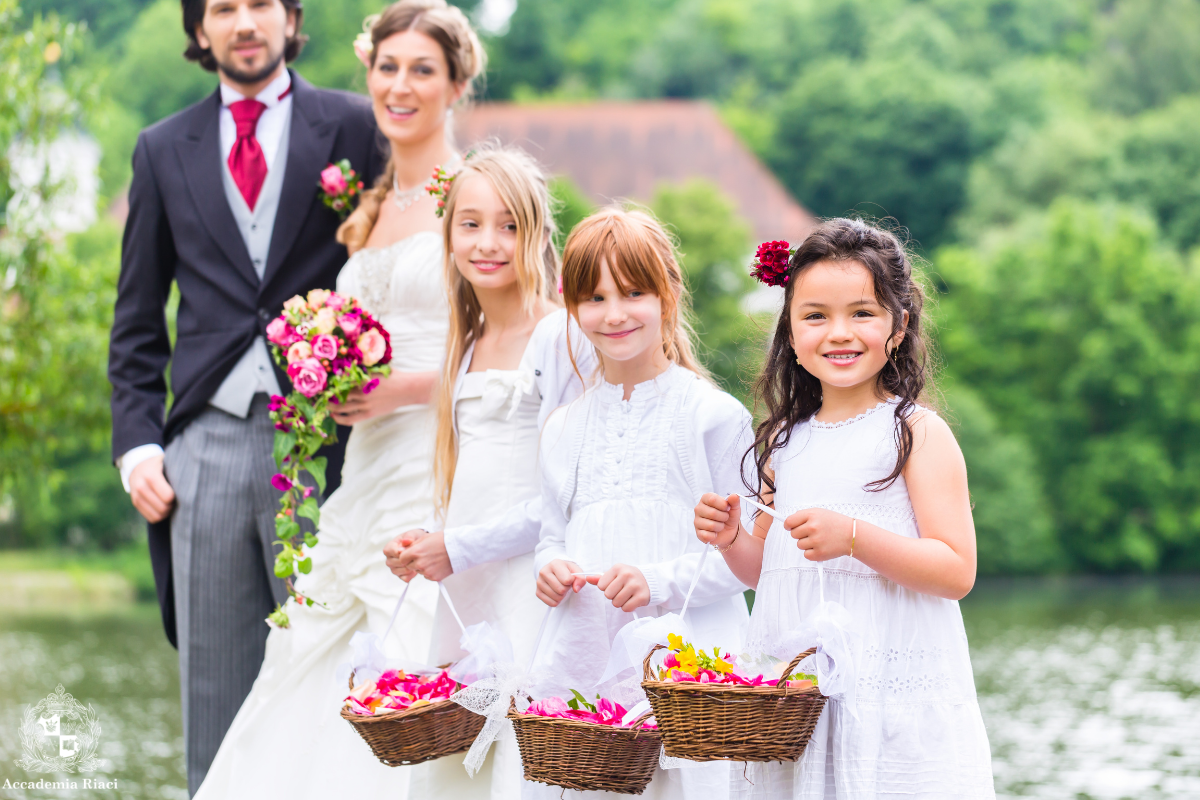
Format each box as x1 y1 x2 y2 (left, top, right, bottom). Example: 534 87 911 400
194 2 486 797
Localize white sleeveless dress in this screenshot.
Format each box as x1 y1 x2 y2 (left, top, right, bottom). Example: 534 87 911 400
195 231 447 799
736 400 995 800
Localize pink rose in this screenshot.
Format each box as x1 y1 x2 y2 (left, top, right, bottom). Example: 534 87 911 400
307 288 332 310
311 334 339 361
286 340 312 363
339 313 362 341
313 307 337 334
325 293 346 311
266 317 301 347
358 327 387 366
320 164 348 196
288 357 328 397
527 697 571 719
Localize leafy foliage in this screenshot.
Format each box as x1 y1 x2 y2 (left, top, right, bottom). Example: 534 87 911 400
935 201 1200 571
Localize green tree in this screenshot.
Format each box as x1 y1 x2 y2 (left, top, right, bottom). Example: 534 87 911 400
1 0 127 547
770 57 976 248
935 200 1200 572
650 180 756 398
942 384 1061 575
548 175 593 251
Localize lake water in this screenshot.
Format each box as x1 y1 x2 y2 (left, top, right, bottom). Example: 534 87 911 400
0 577 1197 799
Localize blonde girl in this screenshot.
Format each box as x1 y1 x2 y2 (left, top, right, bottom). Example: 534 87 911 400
383 145 594 800
531 207 752 800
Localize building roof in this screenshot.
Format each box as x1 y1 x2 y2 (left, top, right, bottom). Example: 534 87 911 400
455 100 814 245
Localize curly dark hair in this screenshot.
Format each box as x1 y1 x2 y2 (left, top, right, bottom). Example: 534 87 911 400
181 0 308 72
747 218 934 498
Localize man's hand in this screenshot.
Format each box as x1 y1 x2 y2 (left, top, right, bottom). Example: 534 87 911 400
589 563 651 612
129 455 175 523
536 559 586 607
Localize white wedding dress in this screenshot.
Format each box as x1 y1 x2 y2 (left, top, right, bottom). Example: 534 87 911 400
195 231 447 799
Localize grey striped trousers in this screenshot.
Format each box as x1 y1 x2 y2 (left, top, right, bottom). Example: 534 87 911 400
163 395 291 797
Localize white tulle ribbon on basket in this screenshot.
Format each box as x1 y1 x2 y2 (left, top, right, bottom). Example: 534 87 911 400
450 601 557 777
337 581 412 689
743 496 863 718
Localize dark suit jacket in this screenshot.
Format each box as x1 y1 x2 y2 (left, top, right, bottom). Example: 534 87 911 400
108 71 385 647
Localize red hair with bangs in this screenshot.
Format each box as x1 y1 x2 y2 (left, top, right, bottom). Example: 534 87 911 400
560 206 710 381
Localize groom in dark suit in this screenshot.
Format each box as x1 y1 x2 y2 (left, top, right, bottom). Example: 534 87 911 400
107 0 382 793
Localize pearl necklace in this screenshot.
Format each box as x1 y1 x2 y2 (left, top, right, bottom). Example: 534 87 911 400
391 178 425 212
391 154 463 213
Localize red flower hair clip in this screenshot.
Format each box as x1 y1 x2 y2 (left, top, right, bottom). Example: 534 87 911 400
425 149 474 218
750 240 793 287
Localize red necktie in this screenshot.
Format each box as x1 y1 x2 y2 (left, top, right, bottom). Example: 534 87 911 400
228 99 269 210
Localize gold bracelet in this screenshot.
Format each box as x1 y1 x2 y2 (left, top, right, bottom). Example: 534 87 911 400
850 518 857 559
715 525 742 554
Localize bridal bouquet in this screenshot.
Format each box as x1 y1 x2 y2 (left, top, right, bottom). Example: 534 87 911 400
264 289 392 628
656 633 817 689
343 669 462 717
523 691 656 729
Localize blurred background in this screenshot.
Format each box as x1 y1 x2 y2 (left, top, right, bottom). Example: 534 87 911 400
0 0 1198 797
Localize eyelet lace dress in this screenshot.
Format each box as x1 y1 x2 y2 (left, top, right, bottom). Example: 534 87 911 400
195 231 448 800
734 400 995 800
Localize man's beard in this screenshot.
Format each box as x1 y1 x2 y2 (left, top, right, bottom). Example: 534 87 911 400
216 43 285 87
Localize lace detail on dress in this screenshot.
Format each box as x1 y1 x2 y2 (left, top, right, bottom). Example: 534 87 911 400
349 245 398 318
778 501 916 522
855 642 969 703
809 400 891 429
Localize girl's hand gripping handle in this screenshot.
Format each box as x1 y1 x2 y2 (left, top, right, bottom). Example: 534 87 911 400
694 492 742 550
536 559 587 607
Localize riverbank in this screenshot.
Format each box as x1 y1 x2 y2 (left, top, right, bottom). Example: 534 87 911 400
0 542 155 610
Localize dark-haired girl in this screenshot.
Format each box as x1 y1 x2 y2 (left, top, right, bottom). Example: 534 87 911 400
695 219 995 798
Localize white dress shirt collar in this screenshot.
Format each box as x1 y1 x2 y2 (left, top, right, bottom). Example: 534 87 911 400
219 68 292 109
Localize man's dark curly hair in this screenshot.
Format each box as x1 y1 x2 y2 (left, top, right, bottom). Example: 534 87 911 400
181 0 308 72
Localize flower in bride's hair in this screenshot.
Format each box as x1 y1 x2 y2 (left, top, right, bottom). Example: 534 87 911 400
288 358 328 397
358 327 387 367
311 334 339 361
750 240 793 287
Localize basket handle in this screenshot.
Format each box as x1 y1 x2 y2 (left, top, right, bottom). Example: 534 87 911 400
642 643 667 681
775 647 818 689
348 669 356 693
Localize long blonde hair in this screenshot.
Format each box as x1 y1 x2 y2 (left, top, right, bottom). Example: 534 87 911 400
560 206 712 383
337 0 486 254
432 145 561 516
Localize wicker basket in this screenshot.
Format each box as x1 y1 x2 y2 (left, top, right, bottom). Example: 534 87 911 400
641 644 827 763
508 700 662 795
341 673 486 766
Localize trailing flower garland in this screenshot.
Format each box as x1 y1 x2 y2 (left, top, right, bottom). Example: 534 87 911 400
263 289 392 628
